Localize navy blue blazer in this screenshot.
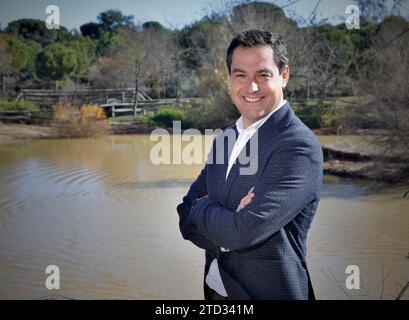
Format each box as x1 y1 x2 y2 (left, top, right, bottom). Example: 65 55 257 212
177 102 323 300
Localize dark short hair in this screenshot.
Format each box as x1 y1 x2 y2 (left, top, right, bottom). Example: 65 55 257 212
226 29 289 74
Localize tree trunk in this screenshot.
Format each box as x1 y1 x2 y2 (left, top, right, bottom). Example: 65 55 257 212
133 77 139 117
1 74 5 97
175 56 180 106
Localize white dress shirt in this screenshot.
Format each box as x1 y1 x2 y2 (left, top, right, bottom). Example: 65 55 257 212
205 99 287 297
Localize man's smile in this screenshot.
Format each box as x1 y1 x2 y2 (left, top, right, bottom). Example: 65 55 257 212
243 96 264 103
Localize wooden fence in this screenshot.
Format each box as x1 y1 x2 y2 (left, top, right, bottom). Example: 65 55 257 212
16 88 144 107
1 89 197 121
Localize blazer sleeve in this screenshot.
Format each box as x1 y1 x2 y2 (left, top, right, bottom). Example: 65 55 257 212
176 143 221 258
181 136 323 252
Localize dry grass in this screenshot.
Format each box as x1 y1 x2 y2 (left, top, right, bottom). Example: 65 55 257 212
52 103 110 138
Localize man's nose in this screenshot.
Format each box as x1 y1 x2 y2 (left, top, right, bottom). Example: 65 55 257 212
249 81 259 92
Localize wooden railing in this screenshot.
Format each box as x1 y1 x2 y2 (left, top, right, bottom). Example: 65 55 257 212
16 88 144 107
8 89 200 119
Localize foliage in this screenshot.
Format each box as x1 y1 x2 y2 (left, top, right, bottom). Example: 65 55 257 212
80 22 104 40
356 15 409 150
0 100 40 111
62 36 96 76
5 18 69 47
97 9 134 32
151 107 187 128
1 3 408 139
36 43 78 81
292 100 326 129
52 103 109 138
0 34 31 73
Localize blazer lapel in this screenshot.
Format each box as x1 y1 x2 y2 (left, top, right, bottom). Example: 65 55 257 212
211 124 238 204
222 102 294 206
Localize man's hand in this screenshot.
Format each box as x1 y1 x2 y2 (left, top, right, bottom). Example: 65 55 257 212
220 187 255 252
236 186 255 212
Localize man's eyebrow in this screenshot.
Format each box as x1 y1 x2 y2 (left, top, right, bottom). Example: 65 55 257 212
256 68 274 74
231 68 274 74
232 68 246 73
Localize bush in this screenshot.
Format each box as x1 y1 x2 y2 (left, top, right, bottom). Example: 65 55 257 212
292 101 326 129
0 100 41 111
151 107 188 128
184 99 236 130
52 103 110 138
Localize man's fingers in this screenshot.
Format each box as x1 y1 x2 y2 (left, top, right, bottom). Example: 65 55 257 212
237 187 256 212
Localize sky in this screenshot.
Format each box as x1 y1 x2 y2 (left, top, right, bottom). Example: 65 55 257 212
0 0 407 31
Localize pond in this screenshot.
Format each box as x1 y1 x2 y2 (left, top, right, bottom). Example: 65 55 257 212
0 134 408 299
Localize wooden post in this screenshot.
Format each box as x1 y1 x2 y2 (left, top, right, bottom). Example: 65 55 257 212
1 75 5 96
133 78 139 117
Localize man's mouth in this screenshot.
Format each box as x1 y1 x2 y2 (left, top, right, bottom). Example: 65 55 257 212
243 96 264 103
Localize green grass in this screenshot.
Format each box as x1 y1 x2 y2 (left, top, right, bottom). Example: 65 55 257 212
108 114 155 124
0 100 41 111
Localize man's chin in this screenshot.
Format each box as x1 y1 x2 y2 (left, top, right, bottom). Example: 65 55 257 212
246 111 267 121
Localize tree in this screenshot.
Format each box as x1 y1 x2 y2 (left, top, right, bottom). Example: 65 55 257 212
357 15 409 152
0 36 13 96
80 22 104 40
302 24 354 98
5 18 69 47
0 34 34 95
89 22 177 100
64 36 96 78
36 43 78 88
1 34 30 71
97 9 134 32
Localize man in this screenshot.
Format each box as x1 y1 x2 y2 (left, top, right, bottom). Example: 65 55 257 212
177 30 323 300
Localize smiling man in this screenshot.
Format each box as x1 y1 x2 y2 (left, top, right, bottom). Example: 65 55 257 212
228 41 289 128
177 30 323 300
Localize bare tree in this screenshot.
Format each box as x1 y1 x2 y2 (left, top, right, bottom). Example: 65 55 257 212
0 36 14 97
358 16 409 154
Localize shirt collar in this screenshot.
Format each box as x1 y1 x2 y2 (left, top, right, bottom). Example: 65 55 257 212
236 99 287 134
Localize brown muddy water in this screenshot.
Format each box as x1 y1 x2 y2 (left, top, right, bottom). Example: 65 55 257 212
0 135 408 299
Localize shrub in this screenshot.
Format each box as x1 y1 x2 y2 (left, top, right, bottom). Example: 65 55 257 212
293 104 325 129
0 100 40 111
151 107 187 128
52 103 110 138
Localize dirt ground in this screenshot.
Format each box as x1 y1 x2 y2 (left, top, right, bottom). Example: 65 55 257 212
0 123 57 143
0 121 152 143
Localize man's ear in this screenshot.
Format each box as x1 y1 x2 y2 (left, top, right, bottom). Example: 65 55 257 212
281 66 290 88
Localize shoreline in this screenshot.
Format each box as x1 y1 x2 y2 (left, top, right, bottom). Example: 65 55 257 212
0 123 58 143
1 122 408 184
0 121 154 143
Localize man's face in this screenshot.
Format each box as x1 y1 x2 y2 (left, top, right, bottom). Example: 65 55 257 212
229 45 289 128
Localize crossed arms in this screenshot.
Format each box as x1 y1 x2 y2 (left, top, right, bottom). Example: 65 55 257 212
177 136 322 256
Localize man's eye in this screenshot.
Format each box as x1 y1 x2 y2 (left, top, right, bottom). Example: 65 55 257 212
235 74 245 78
259 73 271 78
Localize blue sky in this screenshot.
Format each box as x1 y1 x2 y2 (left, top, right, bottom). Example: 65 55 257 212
0 0 407 31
